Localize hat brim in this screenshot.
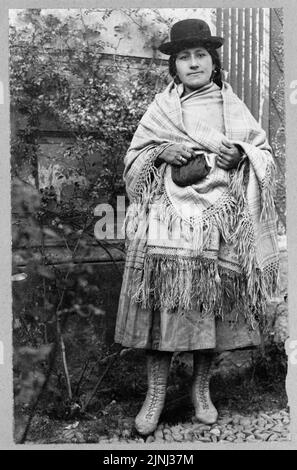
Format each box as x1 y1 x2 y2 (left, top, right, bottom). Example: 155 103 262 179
158 36 224 55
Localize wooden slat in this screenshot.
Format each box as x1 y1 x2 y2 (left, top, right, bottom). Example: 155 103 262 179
216 8 223 65
244 8 252 111
216 8 223 36
237 9 244 99
13 244 126 267
223 8 230 75
258 8 265 127
251 8 259 120
230 9 237 94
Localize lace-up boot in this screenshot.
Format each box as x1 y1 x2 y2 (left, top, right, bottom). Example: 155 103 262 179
135 351 172 435
191 351 218 424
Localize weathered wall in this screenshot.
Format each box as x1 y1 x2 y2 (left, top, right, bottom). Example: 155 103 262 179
269 8 286 232
9 8 215 59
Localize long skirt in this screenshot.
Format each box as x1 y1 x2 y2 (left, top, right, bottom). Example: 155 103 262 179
114 266 261 352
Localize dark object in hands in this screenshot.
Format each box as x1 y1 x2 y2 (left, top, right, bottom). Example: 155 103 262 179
171 152 211 187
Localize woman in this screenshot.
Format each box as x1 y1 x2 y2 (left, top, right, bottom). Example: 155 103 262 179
114 19 279 436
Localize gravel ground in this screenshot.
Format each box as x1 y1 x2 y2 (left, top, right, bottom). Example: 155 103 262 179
95 409 290 445
43 408 289 445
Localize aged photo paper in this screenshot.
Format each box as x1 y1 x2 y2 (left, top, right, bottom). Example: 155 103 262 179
0 0 297 451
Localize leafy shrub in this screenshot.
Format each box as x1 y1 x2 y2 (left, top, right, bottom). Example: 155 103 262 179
10 8 171 442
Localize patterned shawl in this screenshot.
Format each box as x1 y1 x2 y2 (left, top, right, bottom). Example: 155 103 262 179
123 80 279 327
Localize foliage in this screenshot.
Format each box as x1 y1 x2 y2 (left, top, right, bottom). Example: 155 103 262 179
10 8 171 442
9 8 169 205
250 340 287 385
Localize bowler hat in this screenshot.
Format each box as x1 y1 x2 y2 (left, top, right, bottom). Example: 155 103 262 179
159 19 224 55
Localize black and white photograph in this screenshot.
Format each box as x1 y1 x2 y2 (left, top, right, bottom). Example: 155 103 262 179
3 5 292 448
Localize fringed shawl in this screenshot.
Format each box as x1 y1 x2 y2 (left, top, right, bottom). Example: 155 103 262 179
122 80 279 327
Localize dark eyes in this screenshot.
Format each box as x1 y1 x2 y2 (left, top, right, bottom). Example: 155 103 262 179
178 53 206 60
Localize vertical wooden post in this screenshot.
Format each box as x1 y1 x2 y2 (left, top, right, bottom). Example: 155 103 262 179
223 8 230 75
230 9 237 94
251 8 259 120
216 7 223 66
258 8 264 125
237 9 244 100
244 8 252 112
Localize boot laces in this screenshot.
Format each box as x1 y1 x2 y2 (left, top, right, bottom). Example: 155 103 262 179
197 359 212 410
145 361 165 420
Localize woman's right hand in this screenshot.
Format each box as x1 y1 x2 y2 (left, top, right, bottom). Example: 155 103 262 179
158 144 195 166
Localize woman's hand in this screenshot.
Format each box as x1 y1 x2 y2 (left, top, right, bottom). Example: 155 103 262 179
217 139 244 170
158 144 195 166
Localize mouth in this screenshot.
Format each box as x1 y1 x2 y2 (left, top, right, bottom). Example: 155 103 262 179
188 71 204 76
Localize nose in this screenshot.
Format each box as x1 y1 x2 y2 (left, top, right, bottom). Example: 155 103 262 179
189 54 200 68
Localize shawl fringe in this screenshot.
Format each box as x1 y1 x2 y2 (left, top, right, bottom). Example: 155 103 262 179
260 161 277 222
129 253 279 328
124 161 279 327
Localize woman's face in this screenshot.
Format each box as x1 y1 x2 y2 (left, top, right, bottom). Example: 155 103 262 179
175 46 215 94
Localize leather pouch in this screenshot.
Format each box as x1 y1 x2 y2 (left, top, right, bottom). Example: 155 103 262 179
171 152 211 187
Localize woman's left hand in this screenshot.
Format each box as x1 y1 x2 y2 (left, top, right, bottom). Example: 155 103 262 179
217 139 243 170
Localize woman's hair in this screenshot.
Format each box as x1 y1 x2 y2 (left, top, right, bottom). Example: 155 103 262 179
168 46 223 88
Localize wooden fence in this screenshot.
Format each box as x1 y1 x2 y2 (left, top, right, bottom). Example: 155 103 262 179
216 8 270 133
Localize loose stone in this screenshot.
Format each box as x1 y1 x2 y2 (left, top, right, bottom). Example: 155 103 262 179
154 429 164 439
210 428 221 437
